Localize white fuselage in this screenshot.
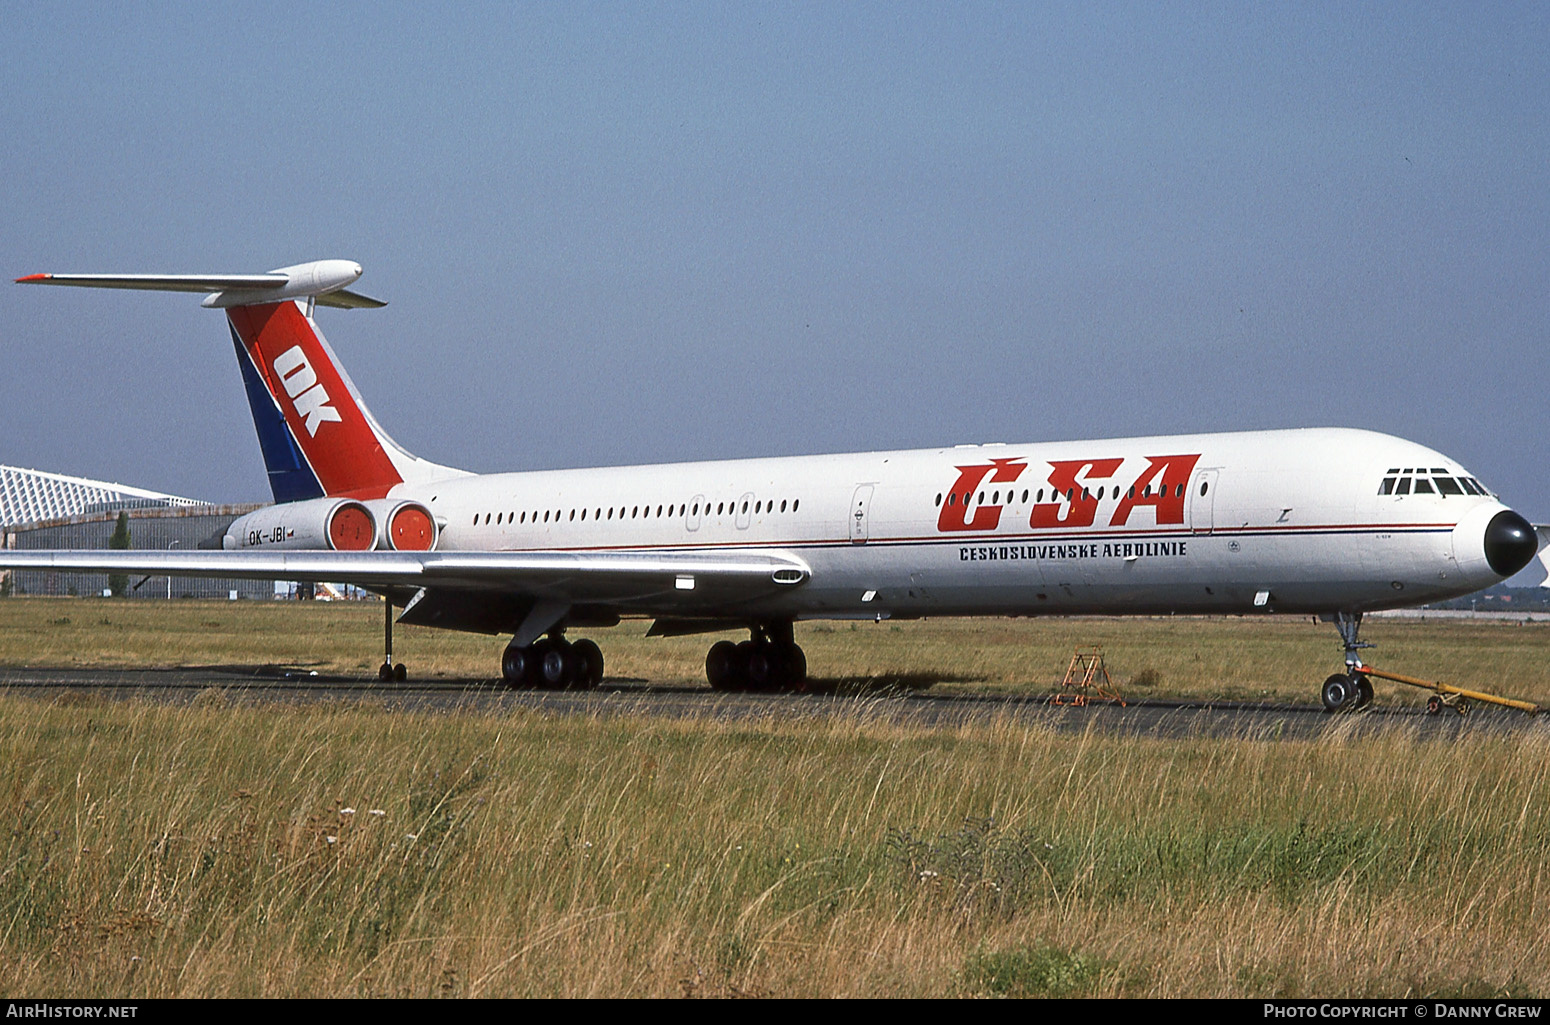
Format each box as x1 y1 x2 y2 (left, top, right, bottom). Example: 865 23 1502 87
389 427 1506 621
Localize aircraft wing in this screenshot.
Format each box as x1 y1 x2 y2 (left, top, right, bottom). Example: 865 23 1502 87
0 548 809 604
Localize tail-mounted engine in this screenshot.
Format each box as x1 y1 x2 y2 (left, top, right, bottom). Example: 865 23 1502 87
368 499 438 551
223 497 378 551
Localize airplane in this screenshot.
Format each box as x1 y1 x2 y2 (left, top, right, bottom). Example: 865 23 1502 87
6 260 1547 711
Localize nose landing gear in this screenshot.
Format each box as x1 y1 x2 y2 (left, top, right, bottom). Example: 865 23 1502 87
1317 611 1540 716
1317 612 1375 713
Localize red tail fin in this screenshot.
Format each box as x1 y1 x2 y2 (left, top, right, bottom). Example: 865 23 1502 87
226 302 404 499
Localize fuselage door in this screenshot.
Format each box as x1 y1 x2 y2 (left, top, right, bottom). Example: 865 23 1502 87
735 492 754 530
849 484 875 544
1190 469 1218 535
686 494 705 532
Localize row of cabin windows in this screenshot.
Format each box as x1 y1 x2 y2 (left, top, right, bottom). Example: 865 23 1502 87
933 482 1186 508
1377 469 1488 497
473 497 801 528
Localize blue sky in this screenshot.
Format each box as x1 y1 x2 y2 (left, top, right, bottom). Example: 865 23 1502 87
3 3 1546 576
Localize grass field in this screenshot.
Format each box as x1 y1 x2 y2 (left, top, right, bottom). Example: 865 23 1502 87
1 598 1548 997
2 596 1549 707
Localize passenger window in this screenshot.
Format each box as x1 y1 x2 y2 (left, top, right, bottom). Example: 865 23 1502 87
781 500 789 512
793 499 800 511
1021 490 1029 502
1199 481 1209 497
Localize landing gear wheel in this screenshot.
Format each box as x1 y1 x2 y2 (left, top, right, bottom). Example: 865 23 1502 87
747 641 783 692
1426 695 1443 716
378 662 393 682
501 644 533 688
786 644 809 692
533 638 575 690
393 662 407 683
706 640 740 691
571 638 604 690
1322 673 1353 713
1455 699 1469 716
1353 674 1373 709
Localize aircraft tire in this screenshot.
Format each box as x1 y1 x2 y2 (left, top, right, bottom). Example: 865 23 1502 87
1353 674 1373 708
1321 674 1353 713
747 640 783 692
571 638 604 690
706 640 740 691
534 639 574 690
1426 695 1443 715
502 645 534 688
785 643 808 692
393 662 407 682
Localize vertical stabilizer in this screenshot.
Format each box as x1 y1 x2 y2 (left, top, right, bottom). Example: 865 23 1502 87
15 260 466 502
226 301 463 500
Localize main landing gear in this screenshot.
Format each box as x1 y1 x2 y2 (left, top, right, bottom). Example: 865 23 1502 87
501 633 604 690
705 621 808 692
1319 611 1374 713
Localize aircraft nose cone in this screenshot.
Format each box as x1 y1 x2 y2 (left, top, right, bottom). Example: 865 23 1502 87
1484 509 1537 576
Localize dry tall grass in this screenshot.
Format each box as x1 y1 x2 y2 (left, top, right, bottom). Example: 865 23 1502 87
1 694 1545 997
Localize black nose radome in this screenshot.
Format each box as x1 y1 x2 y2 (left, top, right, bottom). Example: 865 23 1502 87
1484 510 1538 577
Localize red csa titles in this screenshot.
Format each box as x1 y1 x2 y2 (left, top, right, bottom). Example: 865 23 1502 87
938 454 1201 533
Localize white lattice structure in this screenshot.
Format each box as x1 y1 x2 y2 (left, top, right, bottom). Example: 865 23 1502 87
0 465 204 528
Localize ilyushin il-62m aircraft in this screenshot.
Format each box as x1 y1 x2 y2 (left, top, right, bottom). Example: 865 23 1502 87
9 260 1548 710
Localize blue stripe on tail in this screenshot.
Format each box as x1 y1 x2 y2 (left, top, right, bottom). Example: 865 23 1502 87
231 328 325 503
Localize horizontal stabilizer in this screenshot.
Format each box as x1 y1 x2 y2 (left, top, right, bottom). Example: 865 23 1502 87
15 260 385 309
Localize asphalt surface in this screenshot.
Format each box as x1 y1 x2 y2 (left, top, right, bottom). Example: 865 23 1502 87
0 664 1542 740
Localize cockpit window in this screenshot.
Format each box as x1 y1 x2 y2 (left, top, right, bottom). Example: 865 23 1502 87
1378 478 1396 495
1434 477 1463 496
1412 478 1435 494
1395 478 1411 495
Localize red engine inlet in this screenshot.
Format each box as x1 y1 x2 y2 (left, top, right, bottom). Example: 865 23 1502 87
387 503 436 551
328 502 377 551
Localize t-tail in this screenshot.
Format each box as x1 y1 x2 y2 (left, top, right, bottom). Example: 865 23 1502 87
16 260 465 503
